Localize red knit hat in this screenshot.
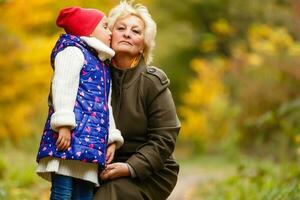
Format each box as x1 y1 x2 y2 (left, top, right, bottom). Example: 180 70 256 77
56 6 105 36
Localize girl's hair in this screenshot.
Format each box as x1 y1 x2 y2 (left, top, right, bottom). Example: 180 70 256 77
108 0 157 65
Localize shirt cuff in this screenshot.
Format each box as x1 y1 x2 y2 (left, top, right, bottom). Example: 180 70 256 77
107 129 124 149
50 110 76 132
126 163 137 178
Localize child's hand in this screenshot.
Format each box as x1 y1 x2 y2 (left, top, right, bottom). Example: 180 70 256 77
106 143 116 164
56 126 71 151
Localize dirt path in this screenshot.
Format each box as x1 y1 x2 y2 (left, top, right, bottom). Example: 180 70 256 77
167 172 207 200
167 164 233 200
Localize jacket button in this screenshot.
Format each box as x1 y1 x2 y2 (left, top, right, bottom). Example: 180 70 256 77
148 68 156 73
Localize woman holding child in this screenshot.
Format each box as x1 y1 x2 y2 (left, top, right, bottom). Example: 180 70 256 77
94 1 181 200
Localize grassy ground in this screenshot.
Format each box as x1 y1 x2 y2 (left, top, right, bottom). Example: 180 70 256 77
194 157 300 200
184 156 300 200
0 139 50 200
175 154 300 200
1 140 300 200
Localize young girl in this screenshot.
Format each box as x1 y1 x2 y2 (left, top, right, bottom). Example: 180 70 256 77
36 7 123 200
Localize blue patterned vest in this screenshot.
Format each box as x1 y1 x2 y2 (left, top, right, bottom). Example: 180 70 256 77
36 34 111 169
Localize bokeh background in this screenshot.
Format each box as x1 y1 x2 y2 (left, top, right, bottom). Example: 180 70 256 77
1 0 300 199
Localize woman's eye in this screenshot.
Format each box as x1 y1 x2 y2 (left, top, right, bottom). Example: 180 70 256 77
102 23 108 29
117 27 125 30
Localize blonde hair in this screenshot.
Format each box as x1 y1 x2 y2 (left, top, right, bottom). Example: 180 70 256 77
108 0 157 65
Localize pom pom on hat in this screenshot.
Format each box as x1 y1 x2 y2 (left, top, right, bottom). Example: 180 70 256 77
56 6 104 36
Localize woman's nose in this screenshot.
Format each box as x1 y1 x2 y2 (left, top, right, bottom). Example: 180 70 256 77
123 29 131 38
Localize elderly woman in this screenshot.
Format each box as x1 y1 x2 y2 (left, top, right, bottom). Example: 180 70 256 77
94 1 181 200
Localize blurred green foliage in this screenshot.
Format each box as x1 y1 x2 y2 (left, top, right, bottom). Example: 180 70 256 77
0 140 49 200
0 157 5 180
150 0 300 156
152 0 299 101
196 158 300 199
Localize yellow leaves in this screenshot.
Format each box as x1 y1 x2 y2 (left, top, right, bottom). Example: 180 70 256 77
180 23 300 151
295 135 300 143
294 135 300 156
183 23 300 153
0 100 34 142
248 24 272 40
270 28 293 49
179 58 230 147
1 0 54 32
179 108 207 139
0 18 56 140
0 47 52 140
198 34 217 53
288 42 300 56
211 18 234 37
0 124 7 139
184 59 225 107
297 148 300 157
247 53 263 67
248 24 295 56
0 0 115 35
198 19 234 53
21 35 57 74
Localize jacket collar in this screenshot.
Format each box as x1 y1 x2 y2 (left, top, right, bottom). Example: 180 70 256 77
111 57 147 88
80 36 115 61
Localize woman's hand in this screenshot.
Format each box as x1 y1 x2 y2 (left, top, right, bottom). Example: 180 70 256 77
106 143 116 164
100 162 130 181
56 126 71 151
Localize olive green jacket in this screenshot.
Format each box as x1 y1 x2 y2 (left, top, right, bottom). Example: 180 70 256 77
94 58 180 200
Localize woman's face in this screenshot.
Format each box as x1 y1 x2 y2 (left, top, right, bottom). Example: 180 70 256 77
111 15 145 57
91 16 112 47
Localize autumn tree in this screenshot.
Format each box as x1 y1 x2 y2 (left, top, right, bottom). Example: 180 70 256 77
0 0 119 142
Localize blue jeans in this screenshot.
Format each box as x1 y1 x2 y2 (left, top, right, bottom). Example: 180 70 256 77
50 173 94 200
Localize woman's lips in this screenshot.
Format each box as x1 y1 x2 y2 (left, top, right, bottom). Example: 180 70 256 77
119 41 132 45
